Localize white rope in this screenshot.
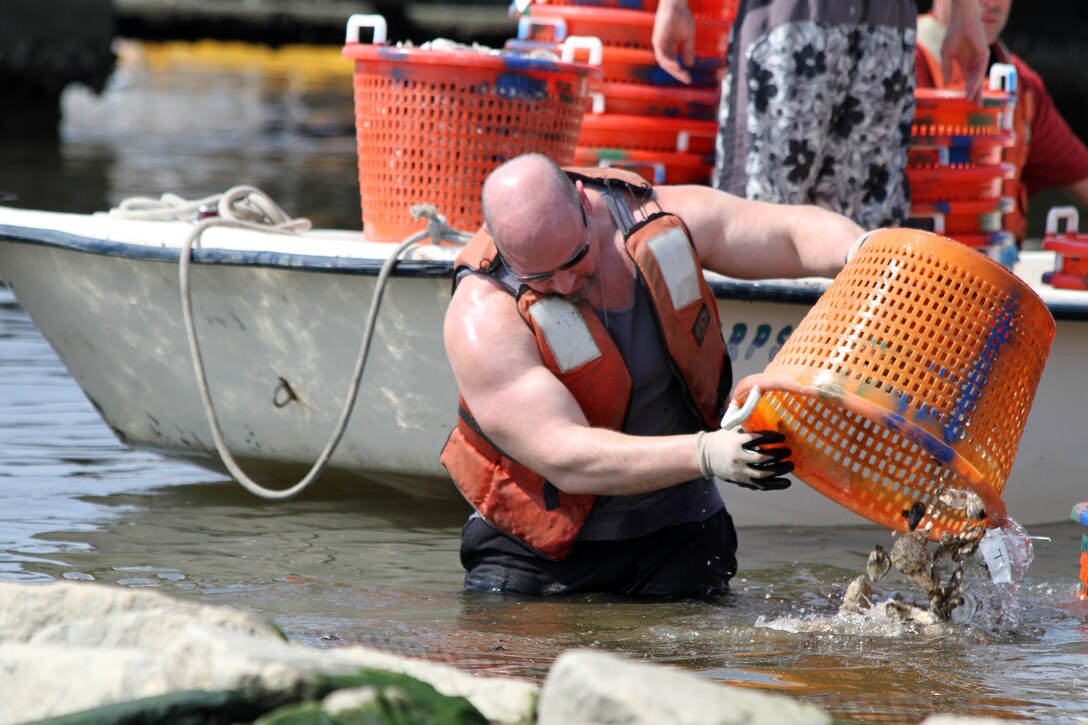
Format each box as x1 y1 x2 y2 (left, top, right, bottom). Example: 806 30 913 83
115 187 470 500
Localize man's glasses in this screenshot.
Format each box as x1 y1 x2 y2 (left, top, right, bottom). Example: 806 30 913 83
506 205 591 284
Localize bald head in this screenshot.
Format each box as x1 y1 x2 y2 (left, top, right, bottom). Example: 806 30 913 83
482 154 585 275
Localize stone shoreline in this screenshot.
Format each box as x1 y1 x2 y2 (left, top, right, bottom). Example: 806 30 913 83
0 581 1012 724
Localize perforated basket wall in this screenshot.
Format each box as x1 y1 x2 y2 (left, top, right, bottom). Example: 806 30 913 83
730 229 1055 539
342 44 599 241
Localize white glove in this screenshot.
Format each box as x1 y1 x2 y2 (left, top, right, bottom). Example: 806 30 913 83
695 428 793 491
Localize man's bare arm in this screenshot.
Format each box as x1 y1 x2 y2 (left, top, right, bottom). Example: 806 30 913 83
444 276 701 496
653 185 864 280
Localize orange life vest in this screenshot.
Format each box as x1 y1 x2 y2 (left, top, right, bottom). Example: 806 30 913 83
915 18 1035 241
439 168 731 560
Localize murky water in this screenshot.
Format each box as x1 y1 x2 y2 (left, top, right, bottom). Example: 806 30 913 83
2 41 1088 724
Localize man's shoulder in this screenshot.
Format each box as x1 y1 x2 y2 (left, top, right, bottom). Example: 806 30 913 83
449 272 513 309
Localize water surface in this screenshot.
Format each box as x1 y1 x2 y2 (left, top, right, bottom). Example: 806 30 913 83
2 41 1087 724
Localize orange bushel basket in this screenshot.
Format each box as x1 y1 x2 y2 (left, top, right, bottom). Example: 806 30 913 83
589 81 720 120
1042 206 1088 290
573 147 713 184
1074 502 1088 601
521 6 731 59
908 197 1014 235
907 162 1015 204
908 131 1016 167
522 0 740 21
342 15 601 242
578 113 717 154
913 87 1016 135
725 228 1055 540
519 37 724 89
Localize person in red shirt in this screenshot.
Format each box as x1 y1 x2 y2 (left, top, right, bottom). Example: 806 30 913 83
916 0 1088 241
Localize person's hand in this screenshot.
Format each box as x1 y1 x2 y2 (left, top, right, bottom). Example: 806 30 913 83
652 0 695 84
942 0 988 104
695 429 793 491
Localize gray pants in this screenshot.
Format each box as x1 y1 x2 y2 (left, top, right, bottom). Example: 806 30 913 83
714 0 917 229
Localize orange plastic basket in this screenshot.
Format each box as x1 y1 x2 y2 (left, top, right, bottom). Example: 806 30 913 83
913 88 1016 134
573 146 713 184
908 131 1015 167
907 162 1014 203
579 113 717 153
506 37 724 89
909 197 1013 230
521 6 731 59
589 81 720 119
342 16 601 241
521 0 739 21
1042 206 1088 288
726 228 1055 539
908 197 1013 235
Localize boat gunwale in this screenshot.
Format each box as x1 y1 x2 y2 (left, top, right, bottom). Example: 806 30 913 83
4 221 1088 319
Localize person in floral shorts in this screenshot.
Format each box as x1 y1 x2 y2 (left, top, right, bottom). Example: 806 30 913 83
653 0 988 229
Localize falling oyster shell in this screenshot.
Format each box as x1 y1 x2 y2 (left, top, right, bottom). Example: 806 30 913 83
841 574 873 614
891 530 937 595
879 598 941 625
866 544 891 582
949 591 978 624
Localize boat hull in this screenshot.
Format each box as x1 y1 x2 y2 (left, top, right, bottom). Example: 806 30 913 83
2 207 1085 528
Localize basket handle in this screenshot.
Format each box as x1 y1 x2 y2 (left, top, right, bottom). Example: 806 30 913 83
721 385 762 430
988 63 1017 94
675 129 714 152
588 91 606 114
908 213 945 234
518 16 569 42
345 14 388 45
598 160 665 185
560 36 604 66
1046 206 1080 237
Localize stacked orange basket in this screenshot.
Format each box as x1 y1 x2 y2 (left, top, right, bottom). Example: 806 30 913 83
512 0 738 185
1042 206 1088 290
341 15 601 241
907 65 1019 265
725 228 1055 540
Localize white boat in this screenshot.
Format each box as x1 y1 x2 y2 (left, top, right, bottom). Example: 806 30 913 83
1 193 1085 529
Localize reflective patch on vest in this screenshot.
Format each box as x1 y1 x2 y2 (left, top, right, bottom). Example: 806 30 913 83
528 297 601 373
647 226 701 310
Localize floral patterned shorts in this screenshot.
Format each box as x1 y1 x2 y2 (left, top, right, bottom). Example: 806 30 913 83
715 8 916 229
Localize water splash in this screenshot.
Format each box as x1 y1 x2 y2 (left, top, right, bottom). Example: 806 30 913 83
961 517 1035 632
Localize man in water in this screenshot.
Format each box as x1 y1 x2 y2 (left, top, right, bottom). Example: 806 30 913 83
441 153 863 596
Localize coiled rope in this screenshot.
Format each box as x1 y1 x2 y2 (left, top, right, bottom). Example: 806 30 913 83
111 186 471 500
